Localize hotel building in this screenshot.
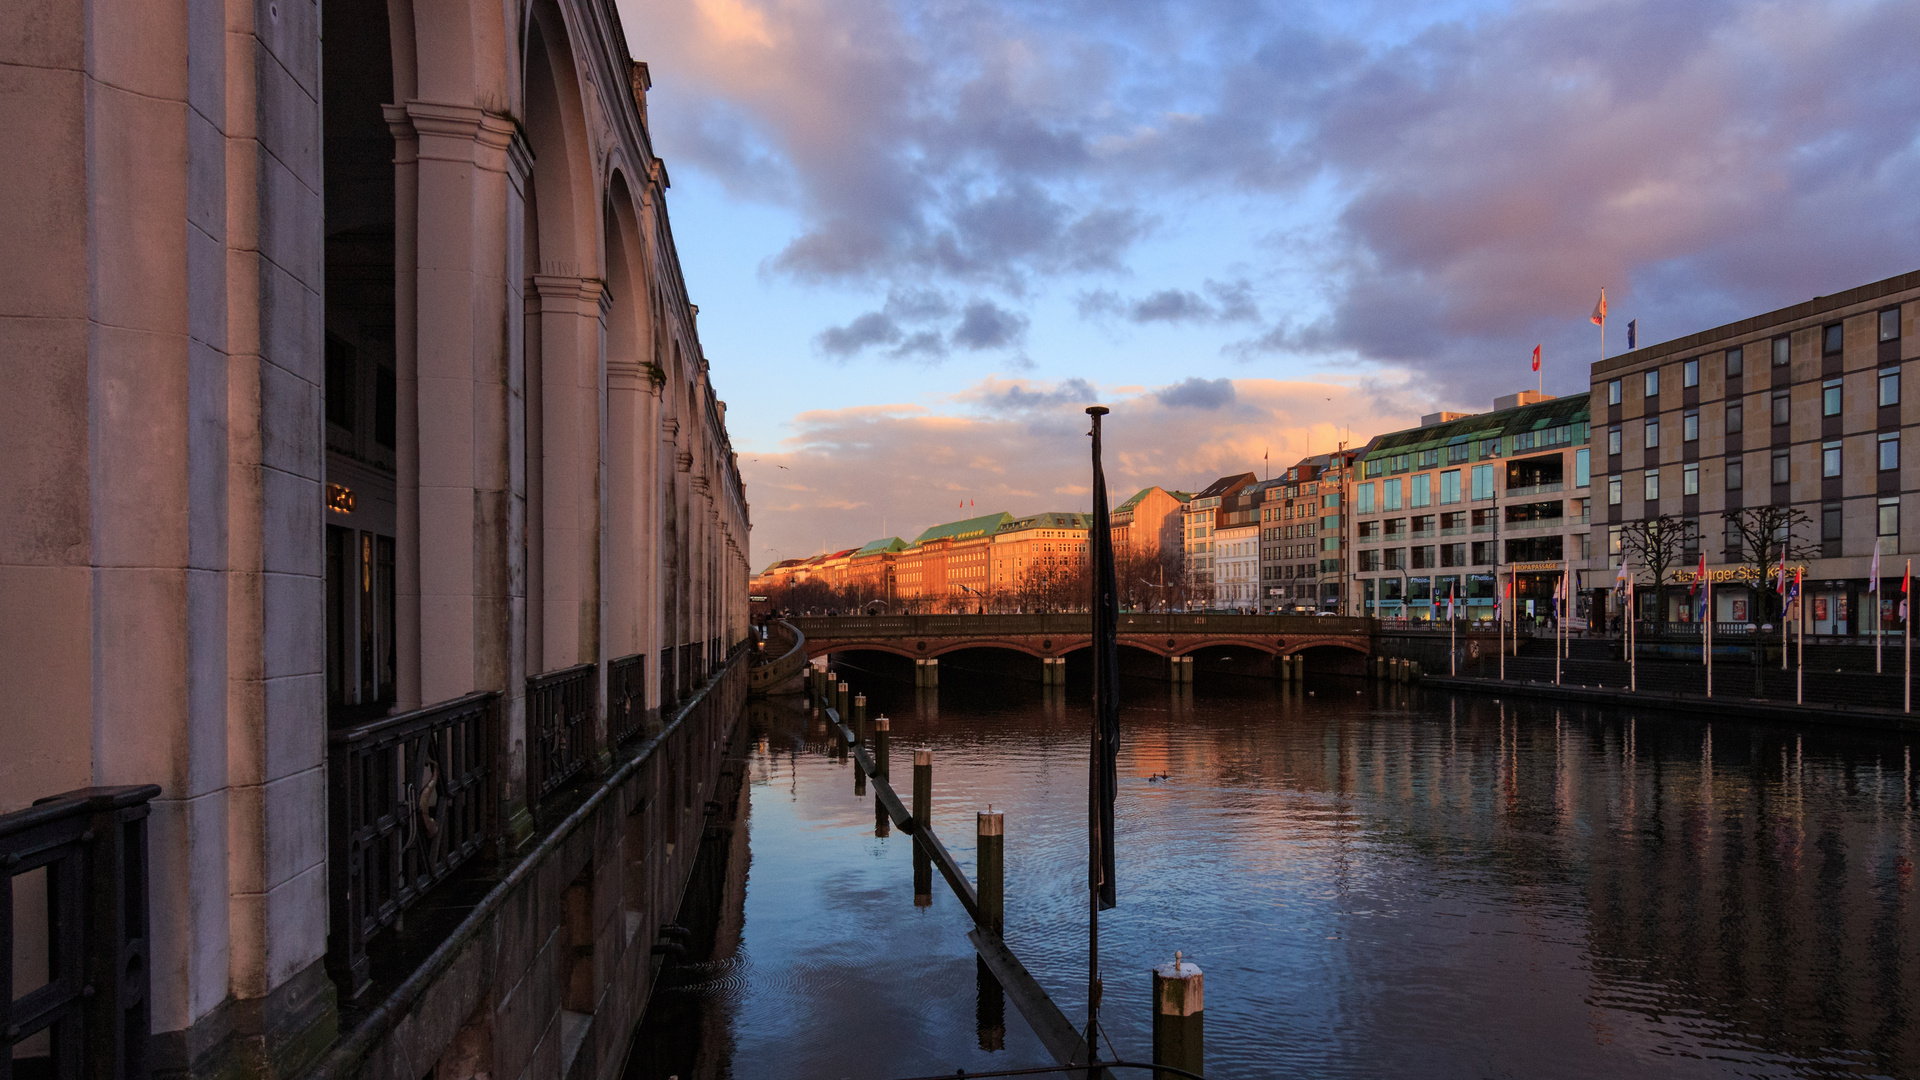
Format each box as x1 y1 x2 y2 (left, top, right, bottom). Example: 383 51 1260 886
1183 473 1258 606
1259 451 1356 612
1588 270 1920 634
1352 393 1593 622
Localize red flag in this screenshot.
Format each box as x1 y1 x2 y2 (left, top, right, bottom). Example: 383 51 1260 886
1532 344 1541 372
1591 288 1608 326
1691 552 1706 597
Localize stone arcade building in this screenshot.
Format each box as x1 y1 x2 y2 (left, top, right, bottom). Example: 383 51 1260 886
2 0 750 1078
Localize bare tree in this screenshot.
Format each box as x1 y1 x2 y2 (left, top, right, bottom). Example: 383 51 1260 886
1619 514 1692 632
1721 504 1819 693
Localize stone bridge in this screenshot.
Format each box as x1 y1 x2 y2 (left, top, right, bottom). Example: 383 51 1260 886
788 613 1376 678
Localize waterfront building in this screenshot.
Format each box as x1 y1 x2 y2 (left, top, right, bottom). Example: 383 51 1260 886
896 512 1011 608
1588 270 1920 633
846 537 908 607
1111 486 1192 561
1214 520 1262 610
1183 473 1258 606
0 0 751 1076
1352 393 1593 622
1259 453 1356 612
991 512 1092 608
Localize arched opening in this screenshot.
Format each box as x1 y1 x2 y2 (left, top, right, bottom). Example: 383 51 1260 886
321 0 399 724
1181 644 1280 680
1296 643 1368 679
521 0 598 675
603 172 649 667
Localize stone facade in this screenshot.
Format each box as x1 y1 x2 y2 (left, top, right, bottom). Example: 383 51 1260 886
0 0 750 1075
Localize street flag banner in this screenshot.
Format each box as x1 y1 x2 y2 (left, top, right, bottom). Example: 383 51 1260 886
1692 552 1708 620
1532 344 1542 372
1614 559 1631 595
1591 289 1608 326
1447 590 1455 621
1627 319 1637 349
1777 545 1790 595
1872 540 1881 591
1085 407 1120 911
1904 560 1911 622
1787 568 1801 607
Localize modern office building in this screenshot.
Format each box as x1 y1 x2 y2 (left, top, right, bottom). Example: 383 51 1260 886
1183 473 1258 606
1352 393 1593 622
1587 270 1920 634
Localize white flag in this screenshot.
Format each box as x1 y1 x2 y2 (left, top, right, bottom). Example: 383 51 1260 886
1871 539 1881 592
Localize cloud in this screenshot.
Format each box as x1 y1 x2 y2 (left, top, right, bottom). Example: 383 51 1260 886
816 311 903 357
1155 377 1236 410
633 0 1920 404
739 374 1419 565
952 300 1030 350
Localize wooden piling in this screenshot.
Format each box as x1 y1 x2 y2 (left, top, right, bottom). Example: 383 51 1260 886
874 716 890 779
853 694 868 742
1152 953 1203 1080
836 678 851 718
913 749 934 905
977 807 1004 934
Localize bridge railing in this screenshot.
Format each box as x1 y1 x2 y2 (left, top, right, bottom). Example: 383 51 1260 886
789 612 1374 638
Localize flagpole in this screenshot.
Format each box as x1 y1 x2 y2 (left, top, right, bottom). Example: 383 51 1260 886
1554 571 1562 686
1906 558 1912 715
1450 589 1457 676
1499 571 1506 682
1629 577 1637 693
1795 572 1804 705
1705 576 1713 698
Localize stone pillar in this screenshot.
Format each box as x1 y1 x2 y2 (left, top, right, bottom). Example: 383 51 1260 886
532 274 605 675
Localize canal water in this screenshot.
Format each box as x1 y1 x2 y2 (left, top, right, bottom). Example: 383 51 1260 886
627 663 1919 1079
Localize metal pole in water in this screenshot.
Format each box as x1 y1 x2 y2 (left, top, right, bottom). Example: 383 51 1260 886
977 806 1004 934
875 716 890 779
1152 952 1203 1080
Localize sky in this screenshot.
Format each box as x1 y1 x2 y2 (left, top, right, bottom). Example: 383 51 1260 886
614 0 1920 570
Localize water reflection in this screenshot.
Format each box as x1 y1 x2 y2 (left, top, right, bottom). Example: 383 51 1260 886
628 671 1918 1079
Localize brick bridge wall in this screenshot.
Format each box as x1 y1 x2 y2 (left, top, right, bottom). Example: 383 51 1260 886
790 613 1375 661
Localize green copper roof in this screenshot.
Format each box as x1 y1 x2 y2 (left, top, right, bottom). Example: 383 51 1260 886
999 511 1091 532
1361 392 1591 460
853 536 907 555
911 512 1014 545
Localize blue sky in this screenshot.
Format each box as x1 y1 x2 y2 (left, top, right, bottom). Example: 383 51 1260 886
618 0 1920 567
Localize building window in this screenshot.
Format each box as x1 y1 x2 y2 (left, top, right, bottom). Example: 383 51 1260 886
1608 525 1622 556
1608 379 1622 405
1411 473 1432 508
1822 440 1842 478
1726 401 1743 434
1471 464 1495 500
1412 546 1436 570
1607 426 1622 455
1773 336 1790 367
1880 432 1899 472
1822 378 1842 417
1385 548 1405 571
1683 462 1699 495
1683 359 1699 388
1644 470 1659 501
1357 482 1375 514
1607 475 1622 505
1879 497 1900 538
1470 541 1495 565
1823 323 1844 356
1384 478 1403 511
1880 367 1901 407
1724 518 1743 558
1771 449 1790 485
1644 417 1660 449
1575 447 1590 488
1772 391 1790 426
1683 517 1701 552
1726 458 1743 490
1726 347 1743 378
1644 369 1660 397
1439 469 1461 504
1683 410 1699 442
1883 308 1903 343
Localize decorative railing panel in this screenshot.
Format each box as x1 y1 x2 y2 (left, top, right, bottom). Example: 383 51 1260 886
608 653 646 747
659 646 677 710
327 692 496 997
2 785 159 1080
527 663 595 804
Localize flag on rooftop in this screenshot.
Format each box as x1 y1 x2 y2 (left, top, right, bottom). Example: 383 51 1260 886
1532 344 1541 372
1627 319 1637 349
1591 288 1608 326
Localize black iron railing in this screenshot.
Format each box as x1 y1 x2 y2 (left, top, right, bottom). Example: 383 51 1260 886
659 646 676 710
608 653 646 747
527 663 595 803
326 693 495 997
2 785 159 1080
676 642 700 698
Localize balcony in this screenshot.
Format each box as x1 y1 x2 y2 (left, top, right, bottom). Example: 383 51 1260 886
1506 481 1565 497
1440 526 1467 536
1411 528 1436 539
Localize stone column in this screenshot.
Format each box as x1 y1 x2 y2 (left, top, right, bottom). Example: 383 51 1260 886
532 274 605 674
404 101 526 813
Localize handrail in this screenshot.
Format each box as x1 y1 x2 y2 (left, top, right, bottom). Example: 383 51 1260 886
527 662 595 803
2 785 160 1080
749 619 809 695
326 692 496 997
608 653 646 747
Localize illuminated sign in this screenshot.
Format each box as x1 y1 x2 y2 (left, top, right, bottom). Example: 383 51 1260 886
325 483 355 513
748 595 769 603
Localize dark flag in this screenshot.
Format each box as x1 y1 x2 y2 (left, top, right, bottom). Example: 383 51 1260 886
1627 319 1637 350
1086 407 1120 910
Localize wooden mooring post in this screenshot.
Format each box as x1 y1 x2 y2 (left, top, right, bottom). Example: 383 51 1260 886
874 715 890 779
977 807 1003 934
853 694 868 742
912 749 933 905
1152 953 1203 1080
